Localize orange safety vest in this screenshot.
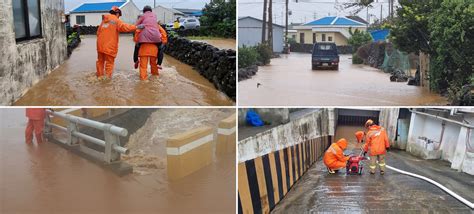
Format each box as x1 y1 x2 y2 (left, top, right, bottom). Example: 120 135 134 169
363 125 390 156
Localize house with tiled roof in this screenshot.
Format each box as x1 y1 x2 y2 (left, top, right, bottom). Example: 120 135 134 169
69 0 140 26
293 16 367 46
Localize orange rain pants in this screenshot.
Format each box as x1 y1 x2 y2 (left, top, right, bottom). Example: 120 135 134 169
138 43 159 80
96 53 116 78
25 108 46 144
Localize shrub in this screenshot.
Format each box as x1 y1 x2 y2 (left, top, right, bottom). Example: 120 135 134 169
238 46 258 68
200 0 236 38
352 54 364 64
348 28 373 54
256 42 272 65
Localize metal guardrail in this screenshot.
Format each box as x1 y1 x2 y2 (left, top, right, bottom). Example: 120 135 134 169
44 110 129 164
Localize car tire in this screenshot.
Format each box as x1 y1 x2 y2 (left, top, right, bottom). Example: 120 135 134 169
312 65 317 70
180 26 185 30
335 65 339 70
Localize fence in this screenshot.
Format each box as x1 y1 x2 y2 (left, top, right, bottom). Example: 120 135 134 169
44 110 132 175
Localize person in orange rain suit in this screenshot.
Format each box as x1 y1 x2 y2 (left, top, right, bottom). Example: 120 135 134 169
323 138 350 174
363 119 390 175
134 32 159 80
355 131 365 144
96 6 137 79
25 108 46 145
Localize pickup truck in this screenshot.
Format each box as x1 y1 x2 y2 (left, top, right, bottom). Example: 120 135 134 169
312 43 340 70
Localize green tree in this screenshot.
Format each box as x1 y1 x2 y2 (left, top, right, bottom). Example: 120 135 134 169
348 28 373 53
429 0 473 99
200 0 236 38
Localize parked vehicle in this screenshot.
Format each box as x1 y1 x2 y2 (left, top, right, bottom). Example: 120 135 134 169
312 43 340 70
166 17 200 31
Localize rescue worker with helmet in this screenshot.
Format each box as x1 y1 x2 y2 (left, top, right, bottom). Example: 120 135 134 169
363 119 390 175
96 6 141 79
25 108 46 145
323 138 350 174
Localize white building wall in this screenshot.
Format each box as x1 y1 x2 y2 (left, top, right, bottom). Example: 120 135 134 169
120 1 141 24
238 18 284 52
70 13 104 26
153 6 183 24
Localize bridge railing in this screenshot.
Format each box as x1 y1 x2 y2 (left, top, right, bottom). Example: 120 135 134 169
44 109 129 164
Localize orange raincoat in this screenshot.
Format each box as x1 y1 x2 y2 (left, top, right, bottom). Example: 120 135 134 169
323 138 350 170
96 14 136 77
363 125 390 156
355 131 365 143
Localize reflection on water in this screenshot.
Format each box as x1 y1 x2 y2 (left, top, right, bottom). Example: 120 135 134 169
0 109 235 213
14 35 233 106
239 53 447 106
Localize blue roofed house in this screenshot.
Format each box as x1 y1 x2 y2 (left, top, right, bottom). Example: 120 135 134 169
370 29 390 42
69 0 140 26
293 16 367 46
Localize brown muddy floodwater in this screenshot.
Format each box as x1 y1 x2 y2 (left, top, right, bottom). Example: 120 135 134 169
0 109 235 213
190 38 236 50
14 35 233 106
239 53 447 106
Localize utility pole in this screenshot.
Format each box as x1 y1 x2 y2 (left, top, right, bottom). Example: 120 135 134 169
268 0 273 52
284 0 289 53
380 4 382 21
154 0 156 8
262 0 267 43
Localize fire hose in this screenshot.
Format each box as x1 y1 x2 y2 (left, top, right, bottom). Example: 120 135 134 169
385 165 474 209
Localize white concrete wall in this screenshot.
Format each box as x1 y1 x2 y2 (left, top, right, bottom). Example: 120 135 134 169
407 111 474 175
238 108 335 162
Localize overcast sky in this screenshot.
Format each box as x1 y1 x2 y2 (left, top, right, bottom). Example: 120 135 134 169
65 0 210 12
238 0 399 25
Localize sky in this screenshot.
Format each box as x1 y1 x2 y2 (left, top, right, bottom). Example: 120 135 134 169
65 0 210 13
238 0 399 25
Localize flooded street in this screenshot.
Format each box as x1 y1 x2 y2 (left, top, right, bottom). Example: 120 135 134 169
239 53 447 106
0 109 235 213
190 38 236 50
271 125 473 213
14 35 233 106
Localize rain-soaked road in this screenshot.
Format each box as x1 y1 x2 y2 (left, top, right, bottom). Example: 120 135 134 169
239 53 447 106
271 125 473 213
14 35 233 106
191 38 236 50
0 109 235 213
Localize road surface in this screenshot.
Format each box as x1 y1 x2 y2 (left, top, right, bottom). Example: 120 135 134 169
271 125 473 213
239 53 447 106
13 35 233 106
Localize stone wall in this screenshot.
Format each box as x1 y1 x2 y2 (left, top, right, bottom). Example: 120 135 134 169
165 36 236 100
0 0 67 105
238 65 258 82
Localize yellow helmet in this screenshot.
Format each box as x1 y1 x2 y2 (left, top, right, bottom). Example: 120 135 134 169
365 119 374 128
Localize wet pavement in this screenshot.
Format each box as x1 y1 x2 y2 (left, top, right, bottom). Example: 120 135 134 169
0 109 235 213
239 53 447 106
13 35 233 106
271 125 473 213
190 38 236 50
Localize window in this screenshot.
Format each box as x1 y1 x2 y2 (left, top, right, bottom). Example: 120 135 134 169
292 35 296 40
322 34 326 42
328 36 333 42
299 33 304 44
76 15 85 25
13 0 42 41
312 33 316 44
